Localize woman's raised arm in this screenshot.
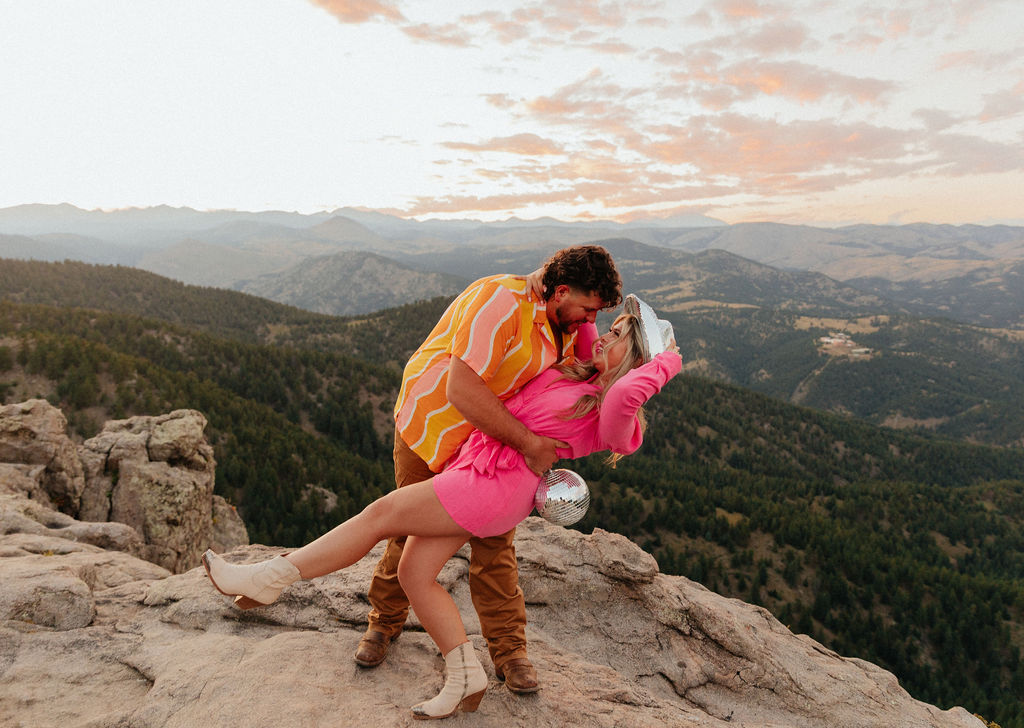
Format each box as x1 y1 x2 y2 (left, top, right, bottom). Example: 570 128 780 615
598 351 682 453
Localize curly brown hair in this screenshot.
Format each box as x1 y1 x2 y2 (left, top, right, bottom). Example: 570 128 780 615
540 245 622 308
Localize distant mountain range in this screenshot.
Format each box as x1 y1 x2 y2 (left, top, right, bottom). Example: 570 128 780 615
1 204 1023 330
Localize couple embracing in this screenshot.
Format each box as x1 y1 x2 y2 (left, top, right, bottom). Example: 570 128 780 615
203 244 681 719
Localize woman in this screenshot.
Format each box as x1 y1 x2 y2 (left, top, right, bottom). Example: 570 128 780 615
202 296 681 720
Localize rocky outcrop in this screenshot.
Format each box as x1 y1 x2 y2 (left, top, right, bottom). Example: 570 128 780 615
0 401 984 727
0 400 85 512
0 522 983 725
0 400 246 573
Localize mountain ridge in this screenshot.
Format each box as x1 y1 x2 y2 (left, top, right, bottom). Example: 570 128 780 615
3 204 1022 329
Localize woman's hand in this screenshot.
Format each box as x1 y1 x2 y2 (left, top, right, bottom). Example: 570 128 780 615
517 268 545 301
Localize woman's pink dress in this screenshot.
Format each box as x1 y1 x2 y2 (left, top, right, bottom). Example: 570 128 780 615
432 352 681 537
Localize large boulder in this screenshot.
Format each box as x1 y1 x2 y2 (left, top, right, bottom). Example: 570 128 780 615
79 409 246 573
0 401 247 574
0 400 85 512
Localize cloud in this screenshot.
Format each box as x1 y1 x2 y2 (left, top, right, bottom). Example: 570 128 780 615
401 22 473 46
353 1 637 52
483 93 518 110
403 189 585 216
525 70 627 118
304 0 1022 223
913 108 962 132
937 48 1019 71
743 20 817 54
643 114 920 180
928 133 1024 175
830 28 886 52
668 60 894 107
308 0 404 24
979 88 1024 123
720 0 771 21
442 133 565 156
401 176 738 218
586 39 635 54
462 11 531 43
537 0 628 32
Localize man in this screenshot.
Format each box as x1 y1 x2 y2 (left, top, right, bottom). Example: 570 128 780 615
356 244 622 694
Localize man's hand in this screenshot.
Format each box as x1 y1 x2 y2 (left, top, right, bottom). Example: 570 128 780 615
448 356 561 458
521 432 569 476
448 357 563 471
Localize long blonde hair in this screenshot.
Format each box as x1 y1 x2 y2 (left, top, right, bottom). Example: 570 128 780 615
555 312 648 464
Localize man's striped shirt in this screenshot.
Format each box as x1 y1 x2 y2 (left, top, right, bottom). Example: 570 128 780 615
395 275 580 472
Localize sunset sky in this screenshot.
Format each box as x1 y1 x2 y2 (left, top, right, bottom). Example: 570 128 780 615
3 0 1022 225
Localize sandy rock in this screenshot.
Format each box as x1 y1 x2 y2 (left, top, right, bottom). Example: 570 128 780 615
0 518 985 728
0 556 95 630
0 493 143 554
108 458 212 573
76 408 238 573
146 410 212 467
0 399 84 512
0 402 985 728
0 463 51 505
210 495 250 554
76 445 113 521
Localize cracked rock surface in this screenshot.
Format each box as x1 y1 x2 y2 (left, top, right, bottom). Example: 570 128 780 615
1 511 982 727
0 398 984 727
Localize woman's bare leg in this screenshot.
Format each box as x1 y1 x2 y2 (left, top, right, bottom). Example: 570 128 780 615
398 535 473 654
284 478 469 580
400 534 488 719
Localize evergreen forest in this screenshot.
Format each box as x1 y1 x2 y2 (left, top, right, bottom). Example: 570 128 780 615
0 259 1022 726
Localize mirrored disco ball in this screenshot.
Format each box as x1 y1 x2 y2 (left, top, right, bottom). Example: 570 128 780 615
534 469 590 526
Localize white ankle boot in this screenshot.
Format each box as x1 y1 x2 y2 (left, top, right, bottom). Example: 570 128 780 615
411 641 488 720
201 550 301 609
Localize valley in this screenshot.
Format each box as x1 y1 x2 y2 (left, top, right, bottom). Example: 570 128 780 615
2 208 1024 725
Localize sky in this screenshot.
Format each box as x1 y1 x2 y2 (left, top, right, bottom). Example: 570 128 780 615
2 0 1023 226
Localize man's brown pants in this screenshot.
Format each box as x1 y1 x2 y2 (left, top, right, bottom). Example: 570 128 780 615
365 428 528 671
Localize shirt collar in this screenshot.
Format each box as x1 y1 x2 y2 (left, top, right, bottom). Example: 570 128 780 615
533 301 577 353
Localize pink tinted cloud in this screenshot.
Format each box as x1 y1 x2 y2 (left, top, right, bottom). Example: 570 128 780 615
913 108 962 132
831 28 886 52
929 133 1024 174
670 60 893 106
308 0 404 24
483 93 517 110
937 48 1018 72
402 176 735 217
587 39 635 54
443 133 565 156
523 69 638 129
980 89 1024 122
401 22 473 46
463 11 530 43
882 8 913 38
721 0 769 21
644 114 918 178
396 1 633 51
744 20 816 54
539 0 628 31
404 189 585 216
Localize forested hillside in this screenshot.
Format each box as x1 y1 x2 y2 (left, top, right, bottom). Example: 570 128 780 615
1 258 1022 726
663 306 1024 447
0 300 396 546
